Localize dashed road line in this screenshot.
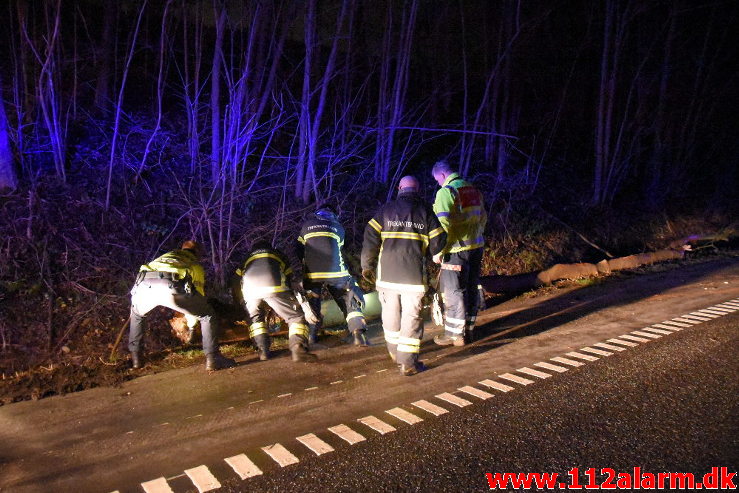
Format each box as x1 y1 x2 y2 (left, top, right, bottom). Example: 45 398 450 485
296 433 335 455
458 385 494 399
498 373 536 385
412 400 449 416
304 387 318 391
701 308 728 315
516 367 552 379
249 400 264 405
641 327 674 336
716 304 738 310
262 443 300 467
593 342 626 352
328 424 366 445
435 392 473 407
277 393 292 398
354 374 366 379
533 361 569 373
619 334 651 343
565 351 599 362
376 369 388 373
550 356 584 367
651 323 682 331
579 346 613 357
708 306 734 313
330 380 343 385
670 318 701 325
386 407 424 424
693 311 720 318
184 465 221 492
682 314 711 321
631 330 661 339
479 379 515 392
225 454 263 479
607 338 639 347
358 415 396 434
141 477 174 493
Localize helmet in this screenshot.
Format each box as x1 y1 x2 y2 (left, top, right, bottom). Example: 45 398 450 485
181 240 204 257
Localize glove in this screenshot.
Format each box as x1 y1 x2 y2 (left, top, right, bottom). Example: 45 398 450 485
290 279 303 292
432 252 443 264
362 268 376 284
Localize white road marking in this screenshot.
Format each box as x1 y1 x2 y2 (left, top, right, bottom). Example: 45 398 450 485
225 454 263 479
607 338 638 347
693 310 720 318
550 356 584 367
249 400 264 404
619 334 651 343
277 393 292 398
358 415 396 434
565 351 599 362
652 323 682 331
517 367 552 379
296 433 335 455
376 369 388 373
715 304 738 310
328 424 366 445
631 330 661 339
412 399 449 416
435 392 473 407
386 407 424 424
354 374 366 379
709 306 734 313
184 465 221 492
498 373 536 385
682 314 710 321
580 347 613 357
533 361 569 373
479 379 516 391
722 301 739 307
458 385 494 399
641 327 674 335
330 380 343 385
304 387 318 391
141 477 174 493
262 443 300 467
671 318 700 325
593 342 626 352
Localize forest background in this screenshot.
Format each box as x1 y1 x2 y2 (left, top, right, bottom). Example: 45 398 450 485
0 0 737 377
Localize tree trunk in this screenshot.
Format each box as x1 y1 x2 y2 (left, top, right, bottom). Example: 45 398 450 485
0 74 17 191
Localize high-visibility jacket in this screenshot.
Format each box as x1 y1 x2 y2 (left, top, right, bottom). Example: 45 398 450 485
297 210 351 281
361 190 447 292
433 172 487 253
140 249 206 296
238 248 293 298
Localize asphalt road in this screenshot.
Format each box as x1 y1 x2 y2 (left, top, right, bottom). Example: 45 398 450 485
1 257 737 493
230 305 738 492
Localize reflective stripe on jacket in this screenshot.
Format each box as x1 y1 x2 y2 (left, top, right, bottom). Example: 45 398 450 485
140 249 205 296
361 191 447 292
297 211 350 280
433 172 487 253
239 248 293 298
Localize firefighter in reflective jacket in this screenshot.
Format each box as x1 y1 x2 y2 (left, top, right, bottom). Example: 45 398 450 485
361 176 447 376
128 241 235 371
239 241 317 362
297 205 368 346
430 160 487 346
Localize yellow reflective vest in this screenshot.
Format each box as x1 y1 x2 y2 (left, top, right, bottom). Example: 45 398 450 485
140 249 206 296
433 173 486 253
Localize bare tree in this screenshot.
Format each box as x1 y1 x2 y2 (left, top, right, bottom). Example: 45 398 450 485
0 74 17 190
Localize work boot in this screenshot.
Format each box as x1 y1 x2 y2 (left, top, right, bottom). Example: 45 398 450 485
258 346 271 361
131 352 141 369
433 334 465 347
205 353 236 371
353 331 369 347
388 351 397 363
291 346 318 362
399 361 427 376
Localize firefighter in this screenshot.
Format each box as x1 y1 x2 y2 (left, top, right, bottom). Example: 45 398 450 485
297 205 368 346
128 240 235 371
239 241 317 362
430 160 487 346
361 176 447 376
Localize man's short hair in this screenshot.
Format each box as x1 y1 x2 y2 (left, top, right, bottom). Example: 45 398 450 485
432 160 454 176
181 240 204 257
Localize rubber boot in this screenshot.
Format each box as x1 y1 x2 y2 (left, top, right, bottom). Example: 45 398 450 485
254 334 271 361
291 346 318 362
399 361 427 376
258 346 271 361
205 352 236 371
131 352 141 369
353 330 369 347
